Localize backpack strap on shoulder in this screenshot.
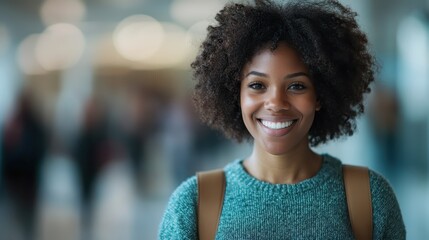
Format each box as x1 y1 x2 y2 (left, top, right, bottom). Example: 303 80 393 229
343 165 373 240
197 165 372 240
197 169 225 240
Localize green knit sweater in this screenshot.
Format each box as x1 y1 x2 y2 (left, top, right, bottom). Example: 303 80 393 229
159 154 405 239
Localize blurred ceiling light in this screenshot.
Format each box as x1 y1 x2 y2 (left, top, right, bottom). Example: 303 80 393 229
40 0 86 26
113 15 165 62
180 20 210 67
170 0 226 26
16 34 47 75
135 22 189 69
35 23 85 71
186 20 209 51
0 24 11 55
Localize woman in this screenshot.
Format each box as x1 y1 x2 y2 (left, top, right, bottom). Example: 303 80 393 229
159 0 405 239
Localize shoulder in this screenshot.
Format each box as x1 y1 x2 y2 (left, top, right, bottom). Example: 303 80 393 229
169 176 198 205
368 169 406 238
368 169 399 207
159 176 198 240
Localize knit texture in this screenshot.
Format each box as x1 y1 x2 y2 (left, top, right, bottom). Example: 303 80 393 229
158 154 405 239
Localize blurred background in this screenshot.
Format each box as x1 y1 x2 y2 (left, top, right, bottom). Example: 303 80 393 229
0 0 428 239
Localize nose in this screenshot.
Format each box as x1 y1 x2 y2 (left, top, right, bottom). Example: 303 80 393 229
264 88 290 112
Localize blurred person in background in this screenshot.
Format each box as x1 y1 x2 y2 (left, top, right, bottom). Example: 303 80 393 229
119 85 162 193
162 89 229 187
161 94 196 186
367 82 401 177
0 89 48 239
159 0 406 239
72 97 109 208
71 96 120 237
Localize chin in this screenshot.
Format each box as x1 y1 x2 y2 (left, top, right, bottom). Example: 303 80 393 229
262 142 293 156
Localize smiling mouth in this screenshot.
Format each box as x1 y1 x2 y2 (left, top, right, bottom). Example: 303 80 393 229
259 119 296 130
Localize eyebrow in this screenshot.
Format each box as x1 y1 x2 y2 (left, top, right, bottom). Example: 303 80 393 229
245 71 309 79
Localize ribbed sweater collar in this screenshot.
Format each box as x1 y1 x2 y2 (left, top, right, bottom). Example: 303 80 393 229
224 154 341 194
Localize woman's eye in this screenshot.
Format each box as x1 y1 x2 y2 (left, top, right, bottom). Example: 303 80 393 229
288 83 306 91
248 82 265 90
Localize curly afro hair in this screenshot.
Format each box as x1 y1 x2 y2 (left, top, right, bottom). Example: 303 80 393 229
192 0 376 146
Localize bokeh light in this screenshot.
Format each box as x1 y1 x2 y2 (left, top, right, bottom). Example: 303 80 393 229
16 34 47 75
184 20 210 65
40 0 86 26
113 15 165 62
132 22 189 69
170 0 226 26
35 23 85 71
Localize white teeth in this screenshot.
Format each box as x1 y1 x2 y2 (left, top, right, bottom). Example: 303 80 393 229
261 120 294 129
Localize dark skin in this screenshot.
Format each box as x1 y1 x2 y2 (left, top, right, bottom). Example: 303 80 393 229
240 42 322 184
192 1 375 147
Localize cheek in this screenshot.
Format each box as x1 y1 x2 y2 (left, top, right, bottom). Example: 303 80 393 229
295 97 318 116
303 104 318 123
239 87 249 113
240 94 259 138
240 93 258 117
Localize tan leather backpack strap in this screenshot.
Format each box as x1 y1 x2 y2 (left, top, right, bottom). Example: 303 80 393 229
197 169 225 240
343 165 373 240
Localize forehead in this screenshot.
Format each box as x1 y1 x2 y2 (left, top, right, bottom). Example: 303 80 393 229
243 42 308 75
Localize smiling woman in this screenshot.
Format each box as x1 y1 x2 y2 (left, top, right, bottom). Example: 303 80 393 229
240 43 319 160
158 0 406 239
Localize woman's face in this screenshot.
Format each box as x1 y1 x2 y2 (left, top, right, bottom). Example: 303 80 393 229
240 42 320 155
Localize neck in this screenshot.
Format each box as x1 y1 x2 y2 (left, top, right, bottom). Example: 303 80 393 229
243 143 322 184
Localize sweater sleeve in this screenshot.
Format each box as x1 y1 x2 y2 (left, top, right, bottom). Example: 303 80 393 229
370 170 406 239
158 176 198 240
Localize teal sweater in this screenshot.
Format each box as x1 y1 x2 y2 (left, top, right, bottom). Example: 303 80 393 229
159 154 405 239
